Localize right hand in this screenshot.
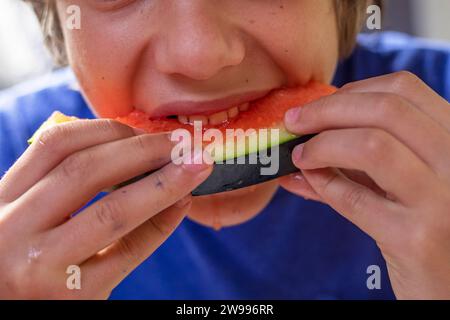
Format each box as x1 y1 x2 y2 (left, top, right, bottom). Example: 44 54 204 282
0 119 212 299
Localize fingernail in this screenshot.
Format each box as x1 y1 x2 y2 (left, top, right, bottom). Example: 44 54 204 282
182 150 212 172
285 107 301 126
292 144 304 164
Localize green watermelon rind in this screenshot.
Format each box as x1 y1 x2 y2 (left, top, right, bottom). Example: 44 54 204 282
210 128 298 162
27 111 78 145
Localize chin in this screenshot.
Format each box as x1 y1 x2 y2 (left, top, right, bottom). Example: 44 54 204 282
187 180 279 229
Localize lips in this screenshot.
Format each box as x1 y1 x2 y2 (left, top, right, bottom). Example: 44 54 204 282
149 89 272 125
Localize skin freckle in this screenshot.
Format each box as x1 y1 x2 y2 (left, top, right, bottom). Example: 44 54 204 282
155 177 164 189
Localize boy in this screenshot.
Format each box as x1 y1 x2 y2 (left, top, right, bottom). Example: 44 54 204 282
0 0 449 299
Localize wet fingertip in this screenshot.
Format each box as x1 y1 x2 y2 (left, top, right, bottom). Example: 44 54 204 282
284 107 301 126
292 144 304 165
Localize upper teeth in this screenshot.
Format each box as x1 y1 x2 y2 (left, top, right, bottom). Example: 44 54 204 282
177 102 249 125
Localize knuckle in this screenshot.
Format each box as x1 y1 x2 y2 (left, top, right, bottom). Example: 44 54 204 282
342 186 366 214
361 129 390 162
302 132 331 163
129 134 152 160
95 118 130 136
149 215 173 238
133 134 149 153
117 238 141 264
58 151 94 181
390 71 421 91
93 198 126 232
355 129 397 171
375 93 411 120
36 125 68 154
317 171 339 195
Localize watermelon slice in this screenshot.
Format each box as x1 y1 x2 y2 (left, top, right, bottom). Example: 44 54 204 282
116 82 335 161
28 82 336 195
27 112 79 145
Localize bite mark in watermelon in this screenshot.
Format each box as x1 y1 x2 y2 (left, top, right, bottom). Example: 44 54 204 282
115 82 336 162
27 82 336 195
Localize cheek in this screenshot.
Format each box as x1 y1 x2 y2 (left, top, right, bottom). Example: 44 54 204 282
60 6 149 118
289 9 338 84
243 1 338 85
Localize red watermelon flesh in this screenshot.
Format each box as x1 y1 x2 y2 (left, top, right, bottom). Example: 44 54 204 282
115 82 336 134
28 82 336 161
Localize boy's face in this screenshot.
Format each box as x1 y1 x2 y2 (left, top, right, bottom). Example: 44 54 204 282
57 0 339 228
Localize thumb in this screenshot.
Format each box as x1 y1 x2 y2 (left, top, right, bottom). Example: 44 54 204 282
278 172 323 202
302 168 396 240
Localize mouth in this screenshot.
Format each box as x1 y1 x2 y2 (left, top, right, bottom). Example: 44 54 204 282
150 89 272 126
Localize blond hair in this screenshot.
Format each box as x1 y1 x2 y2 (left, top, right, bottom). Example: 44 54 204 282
24 0 382 66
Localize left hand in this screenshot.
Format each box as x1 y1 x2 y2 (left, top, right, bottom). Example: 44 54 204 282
279 71 450 299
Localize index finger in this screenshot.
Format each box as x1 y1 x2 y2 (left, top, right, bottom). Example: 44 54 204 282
339 71 450 130
44 154 212 265
0 119 141 202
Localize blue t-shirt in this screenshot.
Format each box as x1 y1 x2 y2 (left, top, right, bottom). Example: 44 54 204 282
1 32 449 299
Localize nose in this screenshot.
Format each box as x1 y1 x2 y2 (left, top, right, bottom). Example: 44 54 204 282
154 3 246 81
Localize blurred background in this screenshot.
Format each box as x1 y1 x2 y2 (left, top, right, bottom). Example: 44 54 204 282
0 0 449 90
